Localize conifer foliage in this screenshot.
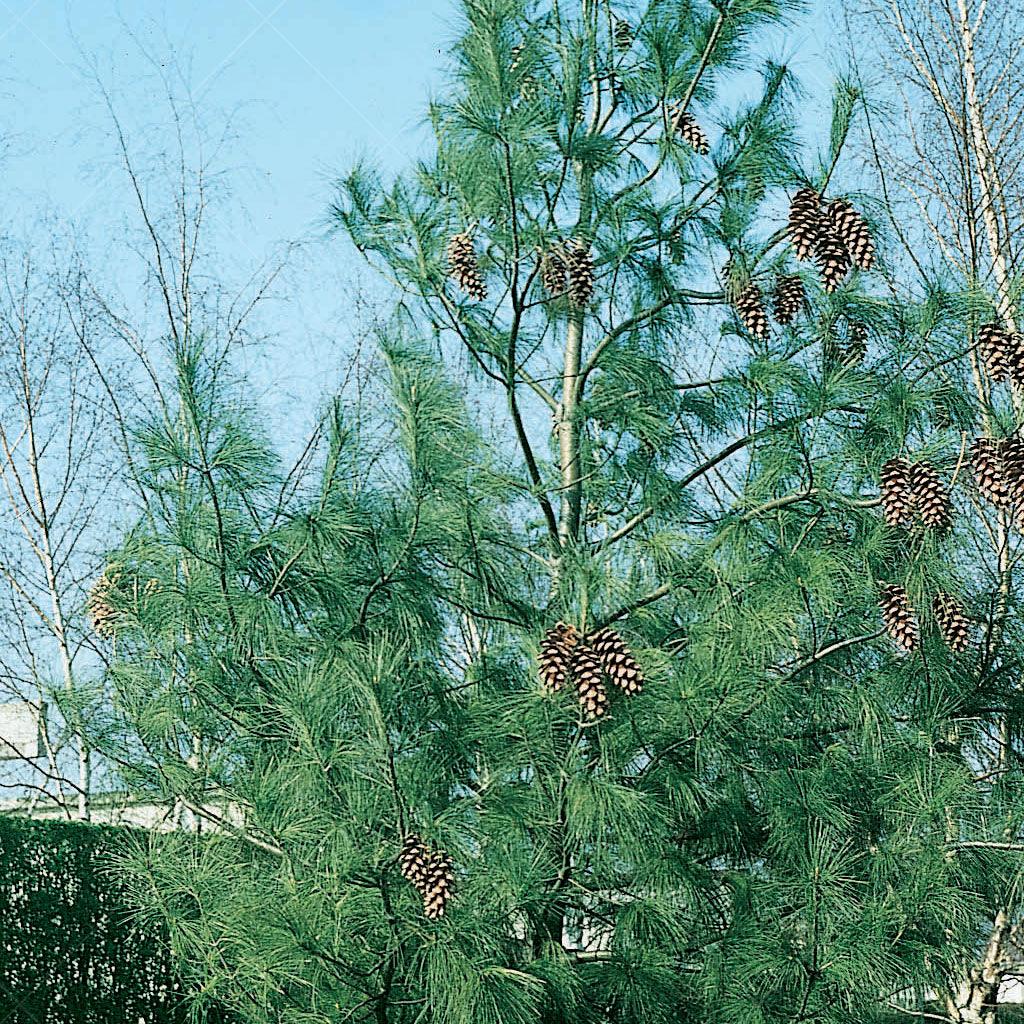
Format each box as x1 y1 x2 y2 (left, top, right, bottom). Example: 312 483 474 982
85 3 1004 1024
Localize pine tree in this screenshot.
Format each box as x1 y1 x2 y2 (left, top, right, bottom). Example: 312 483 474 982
87 5 1003 1024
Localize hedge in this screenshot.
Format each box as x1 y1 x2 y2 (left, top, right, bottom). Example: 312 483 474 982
0 814 209 1024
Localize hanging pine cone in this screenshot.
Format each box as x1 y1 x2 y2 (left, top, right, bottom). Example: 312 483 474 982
1006 334 1024 389
735 283 769 340
826 199 875 271
813 229 852 294
844 321 868 366
510 42 525 73
571 643 609 720
880 583 918 652
772 275 805 325
399 834 429 890
422 851 455 920
788 187 824 261
880 457 914 528
447 232 486 301
1002 437 1024 507
932 592 971 653
978 323 1012 383
613 18 632 50
87 571 119 638
971 437 1011 508
670 107 710 155
586 626 643 696
565 239 594 308
909 461 952 530
540 244 567 296
538 622 580 692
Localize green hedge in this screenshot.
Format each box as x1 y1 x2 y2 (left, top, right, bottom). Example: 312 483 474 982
0 815 205 1024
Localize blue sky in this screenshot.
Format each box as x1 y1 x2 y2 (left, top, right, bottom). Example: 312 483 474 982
0 0 835 445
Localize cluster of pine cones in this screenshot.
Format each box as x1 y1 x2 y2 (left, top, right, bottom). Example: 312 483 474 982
733 275 815 339
978 323 1024 387
538 622 644 721
539 239 594 307
879 457 951 531
879 583 970 654
788 187 874 293
399 834 455 920
971 435 1024 515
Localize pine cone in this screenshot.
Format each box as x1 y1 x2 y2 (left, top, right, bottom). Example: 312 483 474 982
932 592 971 653
880 457 914 528
844 321 868 366
788 187 824 261
447 232 487 301
586 626 643 695
613 18 632 51
910 462 951 530
880 583 918 652
978 323 1012 383
813 229 852 294
510 42 525 73
565 239 594 308
399 834 429 890
670 107 710 155
423 851 455 920
735 283 769 340
87 571 119 638
826 199 875 271
971 437 1011 508
571 643 609 720
540 244 567 296
1002 437 1024 507
538 622 580 692
1007 335 1024 389
772 275 805 325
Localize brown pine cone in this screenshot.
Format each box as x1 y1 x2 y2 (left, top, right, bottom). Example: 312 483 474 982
788 187 824 262
422 851 455 920
669 107 710 155
571 643 609 720
909 462 951 530
932 592 971 653
880 457 914 528
978 323 1012 383
826 198 875 271
447 232 487 301
538 622 580 692
813 229 852 293
586 626 643 696
540 244 567 296
565 239 594 308
772 275 805 325
735 283 769 340
1002 437 1024 509
399 834 430 891
880 583 918 652
971 437 1011 508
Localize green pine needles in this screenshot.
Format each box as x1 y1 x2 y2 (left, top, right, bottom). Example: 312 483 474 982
79 3 1024 1024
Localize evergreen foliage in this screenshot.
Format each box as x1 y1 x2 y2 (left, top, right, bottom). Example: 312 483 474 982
76 2 1024 1023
